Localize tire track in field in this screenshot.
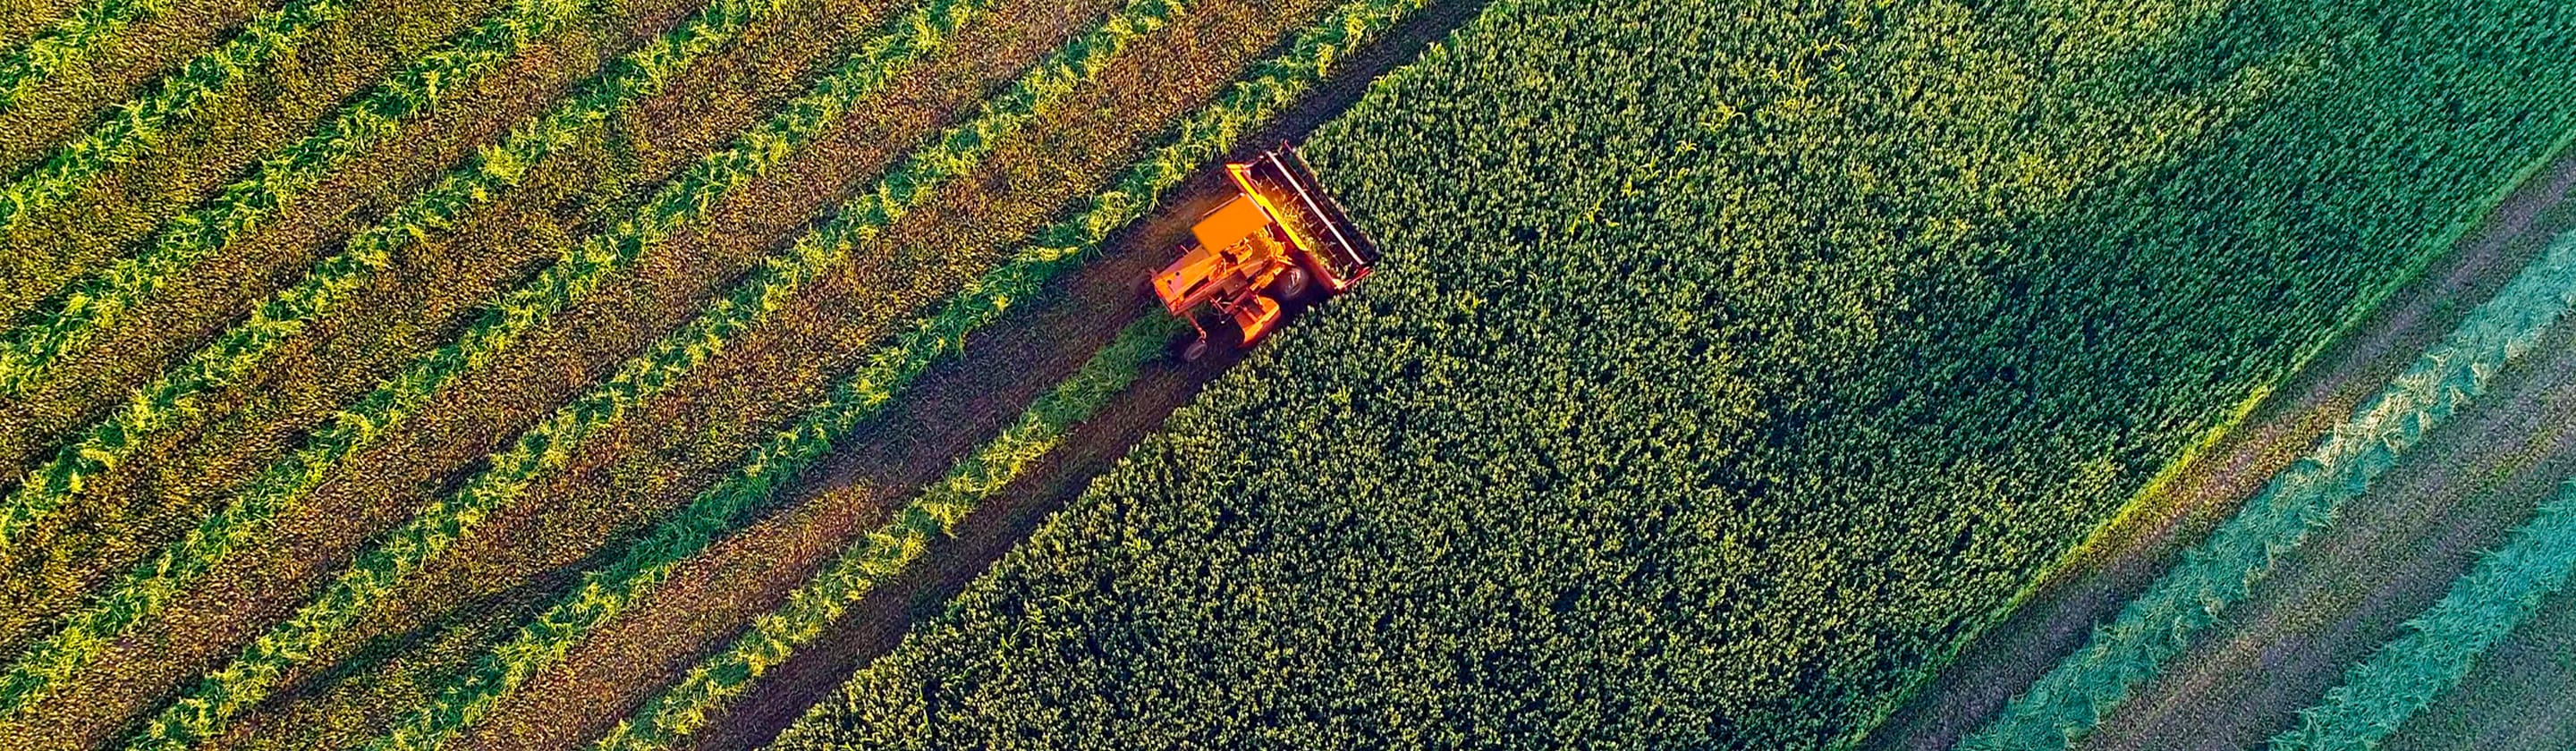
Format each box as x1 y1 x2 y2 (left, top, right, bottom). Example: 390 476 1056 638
1854 146 2576 751
2080 311 2576 750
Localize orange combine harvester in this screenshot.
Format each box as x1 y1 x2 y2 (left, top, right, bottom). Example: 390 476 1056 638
1151 143 1379 361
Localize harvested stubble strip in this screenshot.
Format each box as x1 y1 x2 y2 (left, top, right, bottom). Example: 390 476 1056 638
0 0 871 713
2267 486 2576 748
1961 227 2576 751
0 0 663 548
382 2 1343 744
606 316 1178 751
0 0 353 232
0 0 193 112
581 4 1429 744
126 3 1183 748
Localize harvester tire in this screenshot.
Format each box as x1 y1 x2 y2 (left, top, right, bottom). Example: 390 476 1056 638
1272 266 1310 300
1178 336 1211 363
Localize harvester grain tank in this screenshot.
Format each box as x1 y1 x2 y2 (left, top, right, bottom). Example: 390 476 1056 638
1150 143 1379 360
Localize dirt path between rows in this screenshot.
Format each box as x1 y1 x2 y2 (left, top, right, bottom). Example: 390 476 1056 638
2080 312 2576 749
1854 145 2576 751
674 3 1493 747
2382 580 2576 750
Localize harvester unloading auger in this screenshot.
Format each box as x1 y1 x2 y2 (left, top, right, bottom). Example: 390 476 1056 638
1151 143 1380 361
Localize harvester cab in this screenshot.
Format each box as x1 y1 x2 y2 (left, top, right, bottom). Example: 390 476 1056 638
1151 143 1379 361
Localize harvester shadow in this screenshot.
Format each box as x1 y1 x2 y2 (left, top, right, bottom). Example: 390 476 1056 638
666 1 1502 747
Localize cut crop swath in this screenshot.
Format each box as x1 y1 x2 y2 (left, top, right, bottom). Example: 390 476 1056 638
123 1 1182 747
1961 228 2576 751
598 316 1175 750
0 0 627 552
0 0 989 730
0 0 358 235
0 0 860 720
0 0 176 113
0 0 612 400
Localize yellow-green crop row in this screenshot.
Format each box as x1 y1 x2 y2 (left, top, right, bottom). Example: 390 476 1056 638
0 0 867 725
127 1 1183 747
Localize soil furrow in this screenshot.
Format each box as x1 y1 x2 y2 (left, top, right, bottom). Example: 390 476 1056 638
0 0 711 664
2079 314 2576 750
0 0 495 320
1855 146 2576 751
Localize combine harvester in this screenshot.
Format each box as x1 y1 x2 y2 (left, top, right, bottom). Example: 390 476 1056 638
1152 143 1379 360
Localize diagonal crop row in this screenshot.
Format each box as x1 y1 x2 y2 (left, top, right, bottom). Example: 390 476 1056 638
1960 228 2576 751
0 0 886 723
0 0 174 112
125 2 1187 747
0 0 611 401
583 0 1432 739
2265 486 2576 749
0 0 358 233
0 0 619 549
596 316 1176 751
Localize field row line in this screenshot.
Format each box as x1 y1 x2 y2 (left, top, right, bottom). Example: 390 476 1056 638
0 0 358 232
0 0 171 112
0 0 979 730
1959 224 2576 750
0 0 617 546
0 0 603 400
131 0 1181 747
557 2 1428 745
2269 299 2576 748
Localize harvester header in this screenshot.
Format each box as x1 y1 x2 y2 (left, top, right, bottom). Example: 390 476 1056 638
1150 143 1380 360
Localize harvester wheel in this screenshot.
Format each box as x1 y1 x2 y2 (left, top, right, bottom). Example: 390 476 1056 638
1177 336 1211 363
1271 266 1310 301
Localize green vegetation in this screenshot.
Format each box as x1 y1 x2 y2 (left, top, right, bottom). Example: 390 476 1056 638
1964 224 2576 750
0 0 625 400
586 5 1430 741
0 0 895 721
772 0 2576 747
123 2 1189 747
0 0 357 234
0 0 176 111
2268 476 2576 751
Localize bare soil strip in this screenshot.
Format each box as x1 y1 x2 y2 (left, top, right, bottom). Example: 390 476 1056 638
2079 313 2576 750
2379 585 2576 751
1856 147 2576 751
0 0 496 320
0 0 711 665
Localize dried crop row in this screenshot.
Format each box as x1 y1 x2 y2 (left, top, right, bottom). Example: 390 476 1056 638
1962 224 2576 750
0 0 716 550
0 0 888 719
0 0 1057 747
0 0 266 168
0 0 1091 746
109 1 1181 747
0 0 506 319
771 0 2576 747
